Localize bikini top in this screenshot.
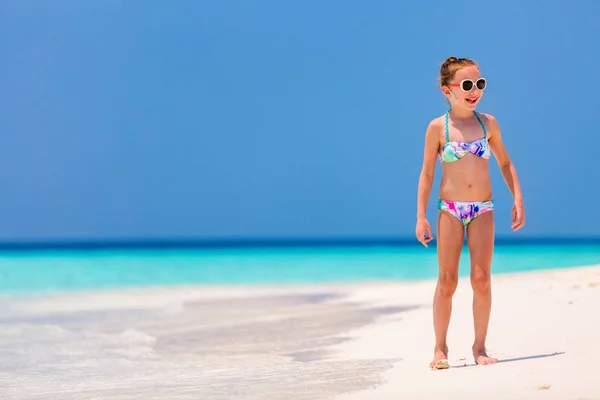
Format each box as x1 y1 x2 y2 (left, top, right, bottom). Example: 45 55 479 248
439 110 491 163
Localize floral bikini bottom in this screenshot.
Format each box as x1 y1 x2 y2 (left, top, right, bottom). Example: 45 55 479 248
437 199 494 227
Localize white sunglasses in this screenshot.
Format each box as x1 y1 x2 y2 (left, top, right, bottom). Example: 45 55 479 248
448 78 487 92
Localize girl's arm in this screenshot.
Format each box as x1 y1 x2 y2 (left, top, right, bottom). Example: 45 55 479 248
486 114 526 230
416 119 441 220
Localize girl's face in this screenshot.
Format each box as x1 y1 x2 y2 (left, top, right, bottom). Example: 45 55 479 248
443 65 486 110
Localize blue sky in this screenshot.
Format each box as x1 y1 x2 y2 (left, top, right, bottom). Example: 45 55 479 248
1 0 598 241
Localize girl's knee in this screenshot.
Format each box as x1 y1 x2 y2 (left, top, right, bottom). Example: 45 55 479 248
470 268 491 293
438 271 458 297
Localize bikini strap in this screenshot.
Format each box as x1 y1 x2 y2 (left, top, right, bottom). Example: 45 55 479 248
444 111 450 142
473 111 487 138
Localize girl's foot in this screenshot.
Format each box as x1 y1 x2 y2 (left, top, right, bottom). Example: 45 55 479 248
430 346 450 369
473 346 498 365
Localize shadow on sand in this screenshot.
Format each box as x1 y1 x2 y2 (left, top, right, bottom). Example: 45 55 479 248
498 351 565 364
452 351 565 368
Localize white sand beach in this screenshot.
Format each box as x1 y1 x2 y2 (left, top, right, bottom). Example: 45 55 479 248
333 264 600 400
1 265 599 399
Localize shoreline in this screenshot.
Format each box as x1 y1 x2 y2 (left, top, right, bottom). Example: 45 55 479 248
2 261 599 299
0 265 599 399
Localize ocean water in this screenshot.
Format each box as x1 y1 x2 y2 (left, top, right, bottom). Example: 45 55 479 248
1 241 599 294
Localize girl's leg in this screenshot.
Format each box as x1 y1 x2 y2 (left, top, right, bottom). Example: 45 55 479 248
431 210 464 368
466 210 498 365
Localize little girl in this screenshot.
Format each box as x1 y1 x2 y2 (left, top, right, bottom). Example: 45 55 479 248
415 57 525 369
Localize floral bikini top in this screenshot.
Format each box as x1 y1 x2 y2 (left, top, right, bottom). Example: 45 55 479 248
439 110 491 163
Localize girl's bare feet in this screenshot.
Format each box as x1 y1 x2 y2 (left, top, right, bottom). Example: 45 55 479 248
473 346 498 365
430 345 450 369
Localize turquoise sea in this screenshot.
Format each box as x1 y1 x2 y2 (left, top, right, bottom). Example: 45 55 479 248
1 240 599 294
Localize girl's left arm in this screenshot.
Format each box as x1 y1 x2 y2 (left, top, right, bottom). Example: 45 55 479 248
486 114 526 231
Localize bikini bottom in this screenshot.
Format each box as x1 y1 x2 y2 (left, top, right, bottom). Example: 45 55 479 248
437 199 494 227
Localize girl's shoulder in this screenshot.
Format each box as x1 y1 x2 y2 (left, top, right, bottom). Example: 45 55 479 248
474 111 501 139
475 111 498 125
424 115 444 140
427 114 445 130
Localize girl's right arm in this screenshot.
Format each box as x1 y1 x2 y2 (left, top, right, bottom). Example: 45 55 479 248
415 119 441 245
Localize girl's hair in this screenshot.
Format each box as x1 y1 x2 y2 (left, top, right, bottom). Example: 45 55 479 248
439 56 478 87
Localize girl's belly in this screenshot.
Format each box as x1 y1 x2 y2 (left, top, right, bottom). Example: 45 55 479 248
439 157 493 201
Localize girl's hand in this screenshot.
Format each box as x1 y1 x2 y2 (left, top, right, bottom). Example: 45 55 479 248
512 201 525 231
416 218 433 247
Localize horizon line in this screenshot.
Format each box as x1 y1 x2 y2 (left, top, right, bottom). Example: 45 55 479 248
0 235 599 251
